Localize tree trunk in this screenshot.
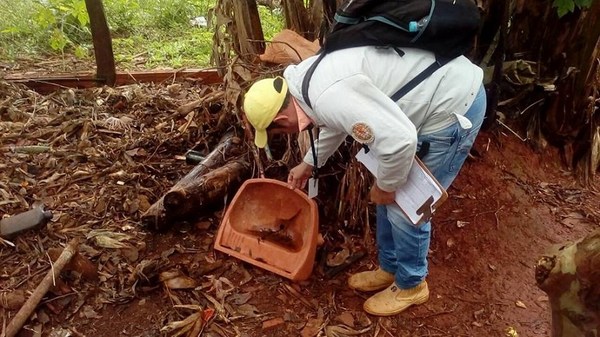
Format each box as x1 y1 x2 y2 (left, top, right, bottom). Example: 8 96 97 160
141 134 249 231
212 0 265 67
476 0 510 130
233 0 265 60
282 0 313 39
536 229 600 336
506 1 600 182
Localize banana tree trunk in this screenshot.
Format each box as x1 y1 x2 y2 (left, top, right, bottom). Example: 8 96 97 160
507 0 600 182
536 229 600 336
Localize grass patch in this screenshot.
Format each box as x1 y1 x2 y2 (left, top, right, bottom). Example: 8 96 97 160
258 5 284 41
0 0 283 70
112 28 215 69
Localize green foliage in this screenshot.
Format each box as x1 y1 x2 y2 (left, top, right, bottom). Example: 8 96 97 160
552 0 594 17
112 28 214 68
107 0 218 68
141 0 197 29
258 5 284 40
103 0 141 37
49 28 69 51
36 0 92 51
35 7 57 28
0 0 91 57
0 0 283 69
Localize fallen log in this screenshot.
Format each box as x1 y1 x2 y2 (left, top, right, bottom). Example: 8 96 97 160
141 134 249 231
4 69 222 94
5 238 79 337
535 229 600 337
163 160 250 215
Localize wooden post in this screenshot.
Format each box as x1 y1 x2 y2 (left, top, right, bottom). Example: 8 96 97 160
84 0 116 86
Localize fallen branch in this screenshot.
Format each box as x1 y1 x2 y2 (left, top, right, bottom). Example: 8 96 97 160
5 238 80 337
177 91 225 116
141 133 249 231
163 160 251 217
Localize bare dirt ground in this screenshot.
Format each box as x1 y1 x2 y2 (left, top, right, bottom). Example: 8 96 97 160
1 65 599 337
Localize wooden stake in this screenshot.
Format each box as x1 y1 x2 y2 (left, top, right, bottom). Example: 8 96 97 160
5 238 80 337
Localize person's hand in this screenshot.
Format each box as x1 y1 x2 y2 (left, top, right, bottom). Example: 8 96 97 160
370 183 395 205
288 162 313 189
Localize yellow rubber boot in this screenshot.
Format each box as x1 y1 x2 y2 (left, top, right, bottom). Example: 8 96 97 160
363 281 429 316
348 268 395 292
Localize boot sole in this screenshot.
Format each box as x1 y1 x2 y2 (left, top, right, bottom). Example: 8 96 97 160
363 294 430 316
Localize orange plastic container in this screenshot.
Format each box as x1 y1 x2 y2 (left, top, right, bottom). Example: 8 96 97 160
214 178 319 281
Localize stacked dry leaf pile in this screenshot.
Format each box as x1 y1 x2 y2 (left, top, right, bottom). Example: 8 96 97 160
0 59 376 336
0 79 289 336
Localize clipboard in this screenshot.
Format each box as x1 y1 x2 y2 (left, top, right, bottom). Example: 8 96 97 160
355 148 448 225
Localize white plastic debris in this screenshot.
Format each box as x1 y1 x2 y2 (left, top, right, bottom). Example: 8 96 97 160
190 16 207 27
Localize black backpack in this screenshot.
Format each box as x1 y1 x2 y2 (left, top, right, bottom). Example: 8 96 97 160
301 0 481 108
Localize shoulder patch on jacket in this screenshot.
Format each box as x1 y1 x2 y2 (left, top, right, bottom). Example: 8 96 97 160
351 122 374 144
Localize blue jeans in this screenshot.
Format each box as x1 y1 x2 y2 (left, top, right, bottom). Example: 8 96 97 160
377 85 486 288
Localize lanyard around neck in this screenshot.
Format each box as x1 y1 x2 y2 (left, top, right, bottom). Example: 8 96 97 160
307 126 319 178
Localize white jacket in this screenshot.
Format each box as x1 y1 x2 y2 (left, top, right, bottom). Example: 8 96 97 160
283 46 483 192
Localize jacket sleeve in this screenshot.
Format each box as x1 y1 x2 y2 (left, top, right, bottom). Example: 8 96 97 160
302 127 347 168
310 74 418 192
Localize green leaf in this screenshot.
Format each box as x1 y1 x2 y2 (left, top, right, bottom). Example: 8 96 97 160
574 0 593 8
35 7 57 28
71 0 90 26
74 45 89 58
553 0 575 17
56 4 71 12
48 0 64 7
49 28 69 51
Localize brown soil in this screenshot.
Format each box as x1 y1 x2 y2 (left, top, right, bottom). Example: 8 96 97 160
1 72 599 337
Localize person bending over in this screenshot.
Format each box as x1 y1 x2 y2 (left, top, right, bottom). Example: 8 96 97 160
242 45 486 316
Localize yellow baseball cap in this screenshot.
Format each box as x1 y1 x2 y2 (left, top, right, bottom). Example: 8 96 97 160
243 76 288 148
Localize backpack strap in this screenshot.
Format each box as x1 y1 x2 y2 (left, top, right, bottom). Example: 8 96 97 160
301 51 326 109
390 57 451 102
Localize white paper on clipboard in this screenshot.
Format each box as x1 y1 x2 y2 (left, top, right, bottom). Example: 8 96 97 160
356 148 447 225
